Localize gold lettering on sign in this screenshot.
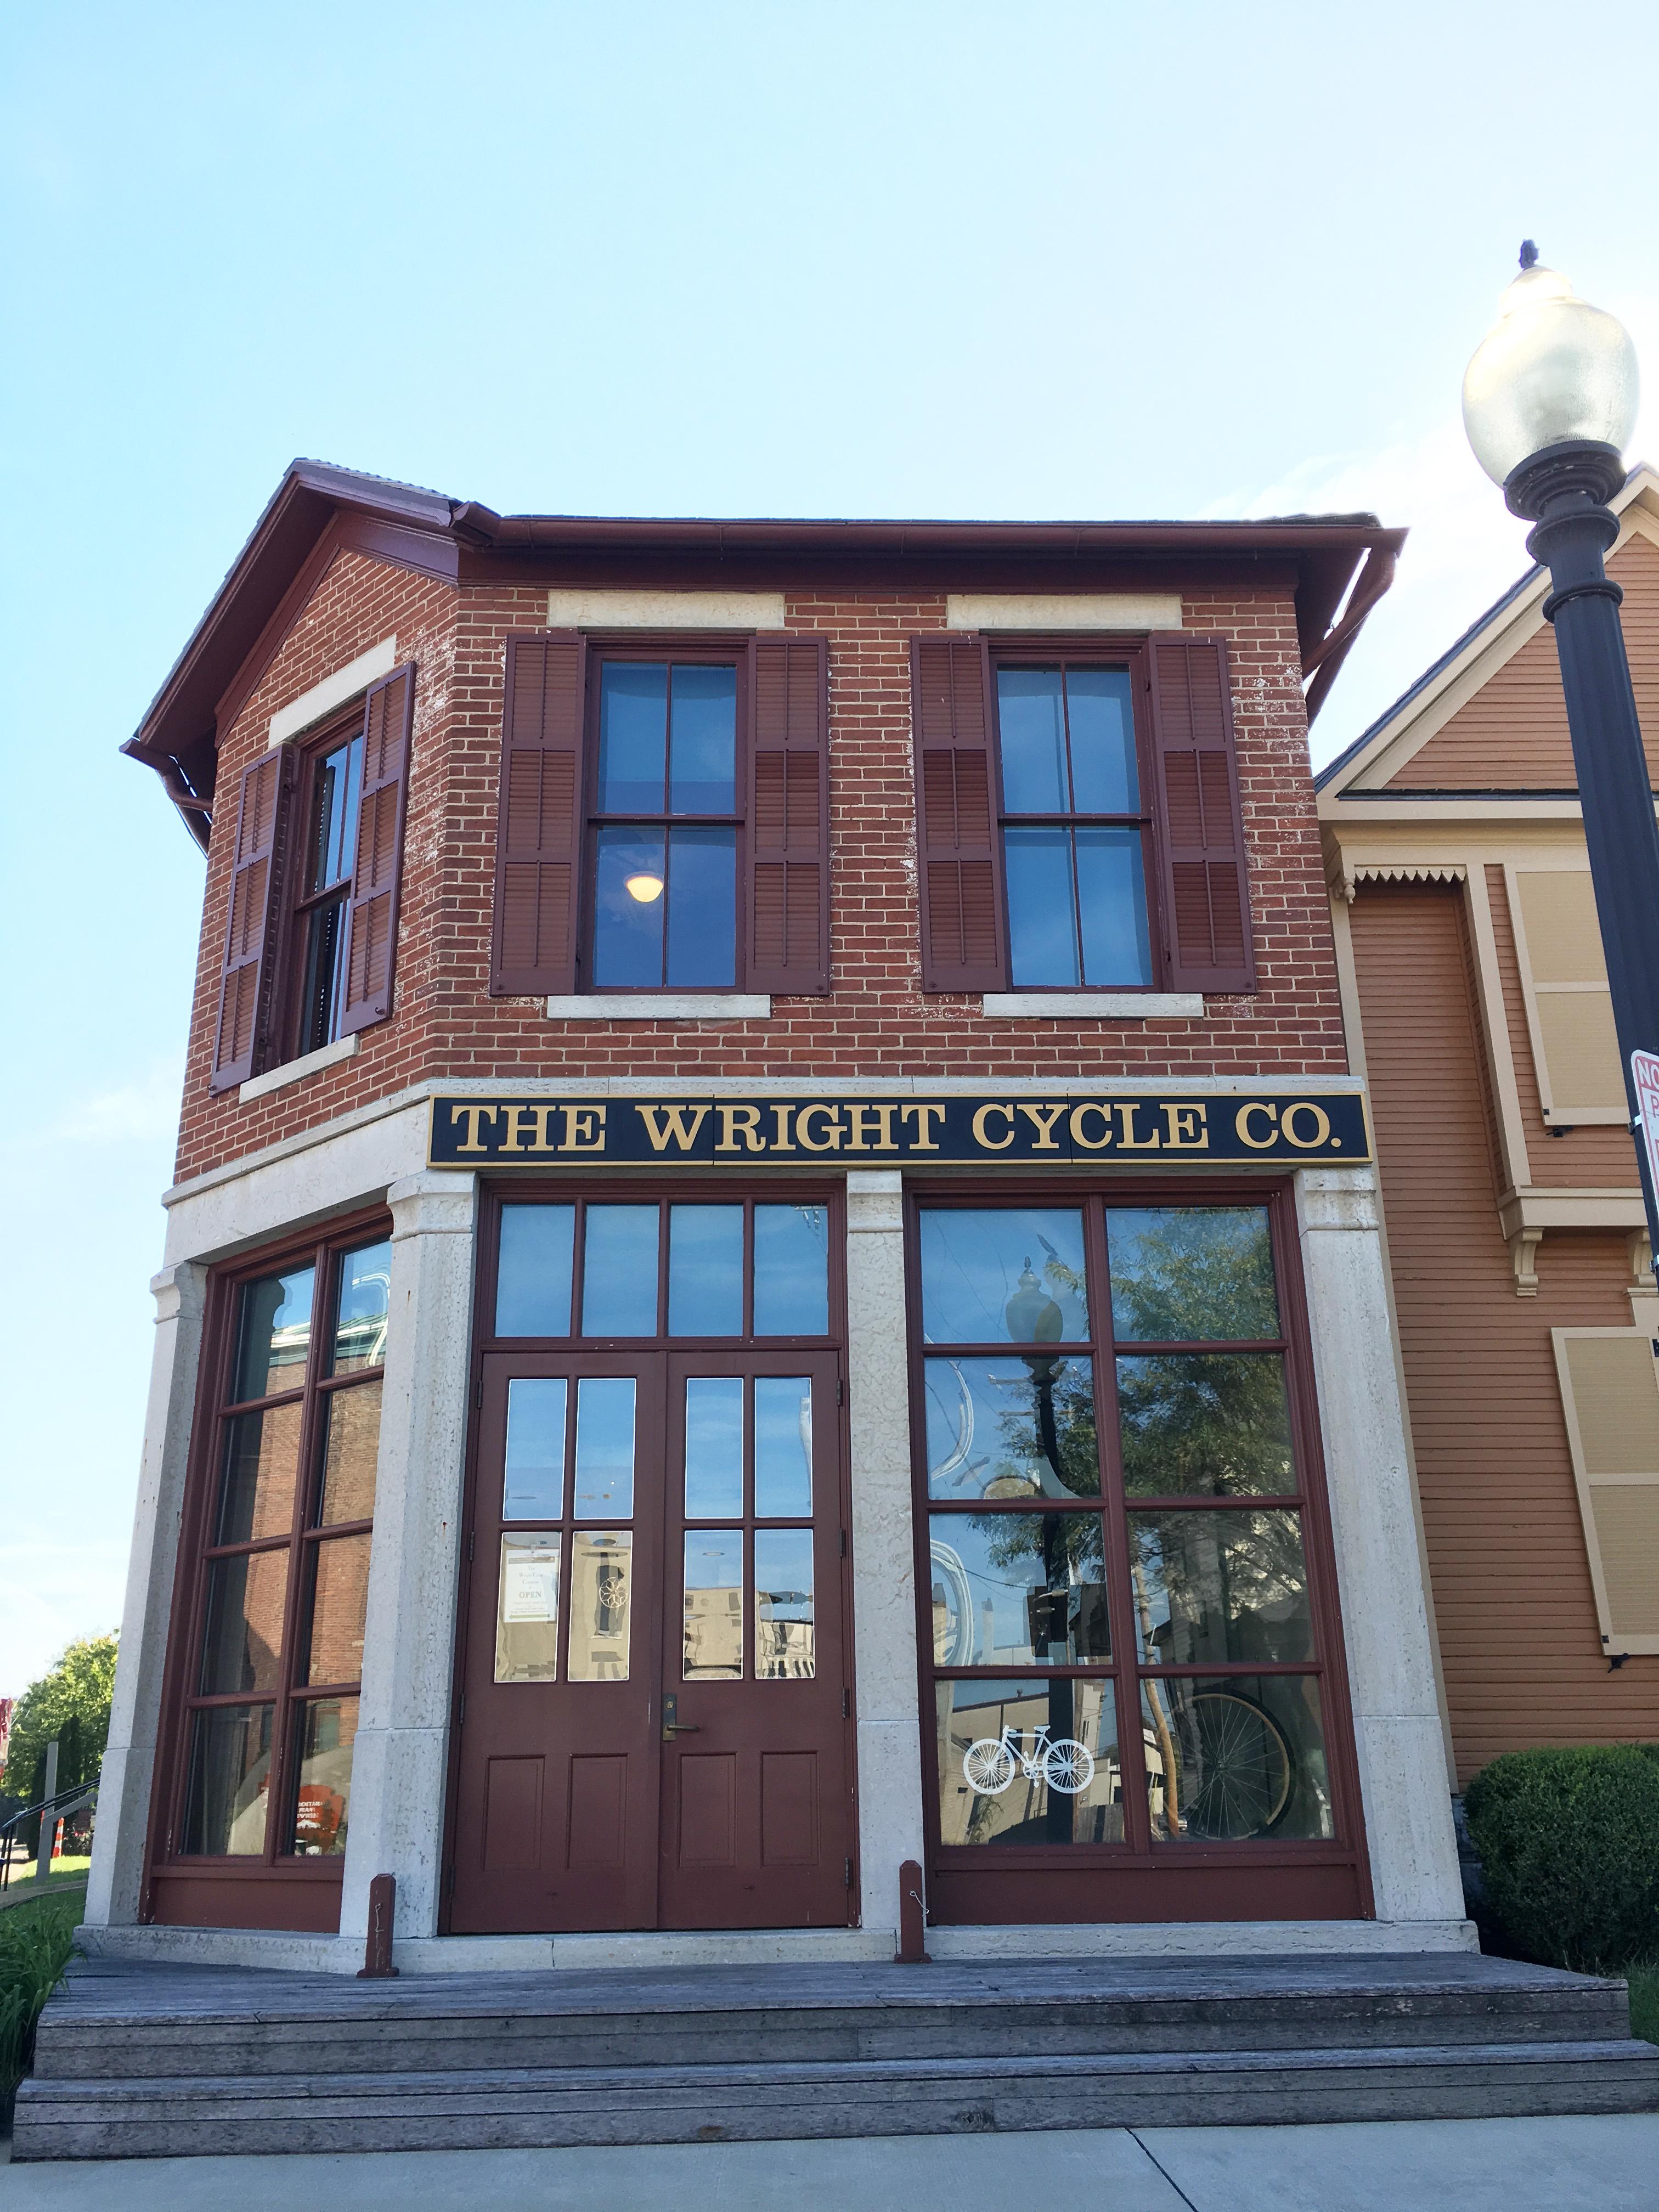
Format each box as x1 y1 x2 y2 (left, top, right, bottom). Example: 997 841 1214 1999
449 1104 500 1153
1018 1103 1067 1150
498 1104 558 1154
846 1101 898 1151
716 1104 766 1153
1115 1103 1163 1150
795 1104 844 1152
560 1105 607 1153
1069 1102 1114 1152
1161 1103 1209 1150
972 1103 1017 1151
1282 1101 1333 1150
1236 1102 1278 1150
901 1103 945 1149
770 1104 797 1152
637 1103 711 1153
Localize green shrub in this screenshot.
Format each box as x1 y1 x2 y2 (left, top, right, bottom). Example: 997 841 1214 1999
1464 1745 1659 1974
0 1889 80 2126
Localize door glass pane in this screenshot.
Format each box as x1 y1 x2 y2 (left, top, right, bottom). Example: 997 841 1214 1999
316 1381 381 1525
574 1376 636 1517
669 664 737 812
502 1378 567 1520
1075 828 1153 985
684 1376 744 1518
303 1532 373 1685
1107 1207 1279 1341
1064 669 1138 812
996 670 1068 812
287 1697 357 1856
496 1205 575 1337
598 662 667 811
668 1205 743 1336
199 1551 289 1695
754 1377 812 1517
1143 1674 1332 1842
755 1528 814 1679
684 1531 743 1679
919 1207 1088 1345
593 827 667 986
927 1512 1108 1666
1116 1353 1295 1497
1005 825 1079 986
215 1403 301 1544
568 1531 633 1681
332 1239 391 1373
923 1356 1098 1502
180 1704 273 1855
1130 1509 1312 1666
753 1204 830 1335
495 1534 561 1683
233 1265 314 1402
936 1678 1124 1847
664 827 737 988
581 1205 659 1336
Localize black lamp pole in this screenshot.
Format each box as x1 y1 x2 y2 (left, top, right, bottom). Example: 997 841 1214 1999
1504 437 1659 1265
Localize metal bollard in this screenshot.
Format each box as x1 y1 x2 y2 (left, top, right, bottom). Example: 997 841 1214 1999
357 1872 399 1978
895 1858 930 1964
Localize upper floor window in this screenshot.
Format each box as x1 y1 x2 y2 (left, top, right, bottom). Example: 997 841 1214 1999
296 724 367 1052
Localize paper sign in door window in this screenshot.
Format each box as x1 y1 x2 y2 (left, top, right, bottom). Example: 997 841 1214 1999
495 1535 561 1684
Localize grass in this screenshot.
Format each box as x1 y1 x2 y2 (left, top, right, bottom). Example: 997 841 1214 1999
0 1886 81 2129
0 1856 91 1906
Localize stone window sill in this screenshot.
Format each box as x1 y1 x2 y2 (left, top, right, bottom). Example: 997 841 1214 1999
545 994 772 1023
980 991 1205 1020
238 1032 359 1103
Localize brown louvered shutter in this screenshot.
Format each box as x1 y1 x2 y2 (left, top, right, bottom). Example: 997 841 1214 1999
748 635 830 994
1147 633 1256 994
912 635 1006 991
210 747 293 1092
490 631 586 996
339 662 415 1036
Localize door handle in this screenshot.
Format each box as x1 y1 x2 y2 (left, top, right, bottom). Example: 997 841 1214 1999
662 1694 702 1741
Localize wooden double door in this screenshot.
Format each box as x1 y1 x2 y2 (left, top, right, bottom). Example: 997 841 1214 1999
449 1347 851 1932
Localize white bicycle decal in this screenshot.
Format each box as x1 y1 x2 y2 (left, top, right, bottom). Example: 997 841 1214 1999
962 1724 1095 1797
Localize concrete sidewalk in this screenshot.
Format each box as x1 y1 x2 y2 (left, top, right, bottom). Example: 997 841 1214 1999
3 2114 1657 2209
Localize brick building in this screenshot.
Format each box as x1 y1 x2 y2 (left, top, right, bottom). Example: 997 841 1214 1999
84 460 1470 1967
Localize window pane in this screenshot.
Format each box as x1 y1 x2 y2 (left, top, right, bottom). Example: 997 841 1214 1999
1108 1207 1280 1341
180 1704 273 1855
1065 670 1138 812
924 1356 1098 1503
755 1528 814 1679
215 1403 301 1545
287 1697 357 1855
598 662 667 811
1143 1674 1332 1842
593 827 667 988
1076 828 1153 986
496 1204 575 1337
1117 1353 1295 1498
303 1531 372 1685
316 1380 381 1525
199 1550 289 1695
233 1265 314 1402
668 1205 743 1336
754 1204 829 1335
298 896 348 1055
665 827 736 988
937 1678 1124 1847
1131 1508 1312 1664
495 1533 560 1684
1005 826 1080 986
306 734 364 894
919 1207 1088 1345
755 1377 812 1517
684 1376 744 1518
581 1205 659 1335
332 1240 391 1373
996 670 1068 813
503 1377 567 1520
928 1512 1108 1666
568 1531 632 1681
684 1531 743 1679
574 1376 636 1517
669 664 737 812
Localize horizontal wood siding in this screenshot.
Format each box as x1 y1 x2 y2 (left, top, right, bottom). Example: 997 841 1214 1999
1350 879 1658 1779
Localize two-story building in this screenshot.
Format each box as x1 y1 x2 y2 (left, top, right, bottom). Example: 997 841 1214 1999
83 460 1470 1970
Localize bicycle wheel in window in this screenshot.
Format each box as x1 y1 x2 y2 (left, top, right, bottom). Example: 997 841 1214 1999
962 1738 1017 1796
1177 1691 1295 1838
1040 1737 1095 1795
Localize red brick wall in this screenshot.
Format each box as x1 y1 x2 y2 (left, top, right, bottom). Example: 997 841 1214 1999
174 554 1350 1184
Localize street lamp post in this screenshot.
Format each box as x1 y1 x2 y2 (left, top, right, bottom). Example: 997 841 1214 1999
1463 245 1659 1265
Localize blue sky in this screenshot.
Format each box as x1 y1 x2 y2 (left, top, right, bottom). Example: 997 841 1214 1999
3 0 1657 1693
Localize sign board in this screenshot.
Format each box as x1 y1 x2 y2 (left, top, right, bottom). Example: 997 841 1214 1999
1632 1051 1659 1196
427 1092 1370 1169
